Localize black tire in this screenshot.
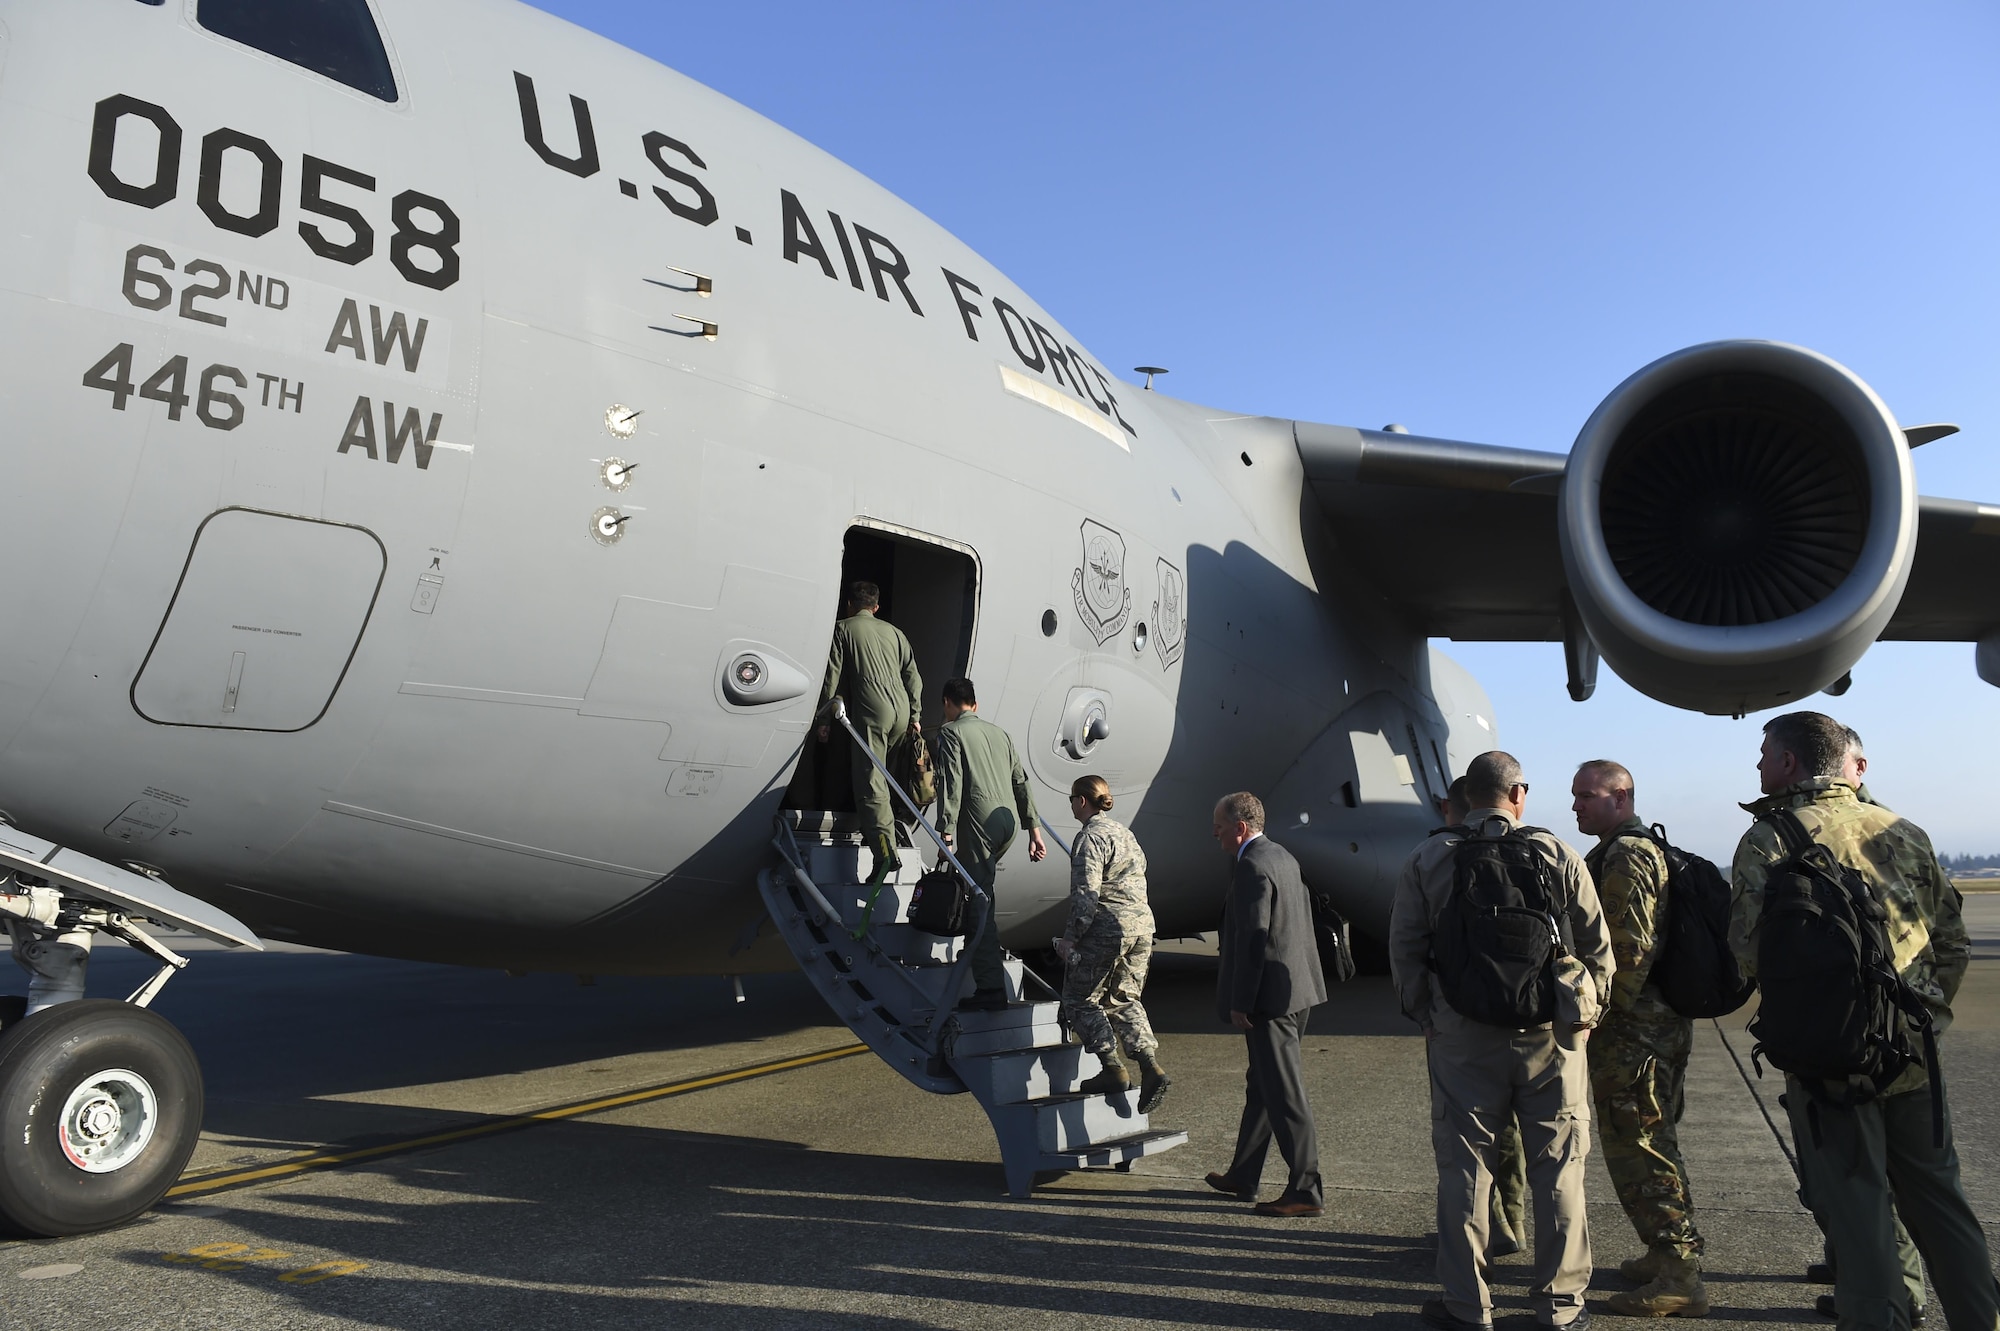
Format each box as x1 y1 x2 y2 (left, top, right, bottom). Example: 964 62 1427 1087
0 999 203 1237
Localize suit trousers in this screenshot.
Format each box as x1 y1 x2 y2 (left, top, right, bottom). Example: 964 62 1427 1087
1785 1070 1998 1331
1427 1022 1593 1327
1221 1008 1323 1205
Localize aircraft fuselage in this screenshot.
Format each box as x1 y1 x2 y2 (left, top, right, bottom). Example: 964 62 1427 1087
0 0 1479 972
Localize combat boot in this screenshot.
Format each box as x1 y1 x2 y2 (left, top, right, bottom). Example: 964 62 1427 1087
1605 1253 1708 1318
1619 1244 1671 1285
1078 1051 1131 1097
1134 1049 1172 1113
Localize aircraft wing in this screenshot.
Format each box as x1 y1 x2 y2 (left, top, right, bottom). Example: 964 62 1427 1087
1297 423 1569 642
1295 421 2000 645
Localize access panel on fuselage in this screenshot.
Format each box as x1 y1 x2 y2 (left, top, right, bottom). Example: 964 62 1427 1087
131 507 385 731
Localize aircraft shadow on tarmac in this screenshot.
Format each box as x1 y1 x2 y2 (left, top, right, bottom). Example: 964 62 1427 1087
114 1129 1453 1331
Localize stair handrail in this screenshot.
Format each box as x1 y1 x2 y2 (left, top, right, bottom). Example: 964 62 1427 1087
818 698 993 1040
1037 815 1074 861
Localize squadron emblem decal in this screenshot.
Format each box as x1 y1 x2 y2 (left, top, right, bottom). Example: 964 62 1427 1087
1152 558 1187 669
1072 519 1131 646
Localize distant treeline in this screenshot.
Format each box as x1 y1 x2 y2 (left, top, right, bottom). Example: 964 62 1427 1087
1940 852 2000 873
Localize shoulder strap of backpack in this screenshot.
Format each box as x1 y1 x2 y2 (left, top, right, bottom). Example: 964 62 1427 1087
1767 807 1815 857
1503 824 1573 952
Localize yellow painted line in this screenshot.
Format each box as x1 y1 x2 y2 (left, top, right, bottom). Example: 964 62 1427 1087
168 1042 868 1198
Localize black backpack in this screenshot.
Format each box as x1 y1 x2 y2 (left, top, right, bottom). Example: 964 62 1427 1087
1634 825 1755 1019
1431 820 1571 1026
907 867 972 936
1748 809 1943 1134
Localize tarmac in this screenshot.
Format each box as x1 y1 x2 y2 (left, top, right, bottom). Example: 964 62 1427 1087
3 898 1998 1329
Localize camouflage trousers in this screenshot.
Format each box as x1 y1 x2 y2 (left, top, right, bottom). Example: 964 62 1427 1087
1061 920 1157 1060
1588 1008 1702 1258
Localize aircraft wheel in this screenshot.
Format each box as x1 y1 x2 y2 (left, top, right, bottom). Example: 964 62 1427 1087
0 999 203 1237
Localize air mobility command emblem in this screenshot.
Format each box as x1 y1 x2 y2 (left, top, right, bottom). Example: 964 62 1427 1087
1073 519 1132 645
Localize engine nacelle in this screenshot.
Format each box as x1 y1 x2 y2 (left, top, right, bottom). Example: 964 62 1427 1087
1559 341 1917 716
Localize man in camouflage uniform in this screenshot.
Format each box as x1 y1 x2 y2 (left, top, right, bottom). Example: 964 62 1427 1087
817 581 923 888
1571 760 1706 1317
1731 711 1996 1331
1789 730 1929 1325
1057 776 1166 1108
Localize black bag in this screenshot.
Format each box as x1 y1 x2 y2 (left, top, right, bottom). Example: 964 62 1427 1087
1637 824 1755 1019
907 866 972 936
1304 880 1357 984
1431 820 1570 1026
1748 810 1942 1126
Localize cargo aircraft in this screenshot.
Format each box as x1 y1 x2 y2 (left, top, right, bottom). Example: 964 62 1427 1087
0 0 1995 1233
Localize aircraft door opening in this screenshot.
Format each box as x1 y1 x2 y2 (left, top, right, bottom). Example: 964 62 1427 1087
785 523 979 811
836 524 979 735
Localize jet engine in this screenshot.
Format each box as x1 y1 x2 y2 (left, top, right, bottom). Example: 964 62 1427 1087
1558 340 1917 715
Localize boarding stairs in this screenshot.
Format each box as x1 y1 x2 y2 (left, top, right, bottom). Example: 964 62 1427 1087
756 703 1186 1197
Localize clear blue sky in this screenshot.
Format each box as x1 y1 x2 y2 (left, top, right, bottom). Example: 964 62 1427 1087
526 2 2000 863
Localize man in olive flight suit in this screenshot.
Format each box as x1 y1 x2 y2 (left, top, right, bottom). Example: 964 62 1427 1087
817 581 922 887
933 677 1045 1009
1731 711 1996 1331
1571 759 1706 1317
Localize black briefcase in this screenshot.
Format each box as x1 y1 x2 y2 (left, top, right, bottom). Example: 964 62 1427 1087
907 867 973 936
1308 885 1357 984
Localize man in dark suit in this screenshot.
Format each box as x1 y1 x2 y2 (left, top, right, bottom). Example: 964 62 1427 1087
1205 791 1329 1217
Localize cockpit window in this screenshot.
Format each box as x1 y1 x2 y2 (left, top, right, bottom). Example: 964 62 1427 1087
197 0 399 103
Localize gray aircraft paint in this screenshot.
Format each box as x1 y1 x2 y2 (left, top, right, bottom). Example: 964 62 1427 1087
0 0 1707 974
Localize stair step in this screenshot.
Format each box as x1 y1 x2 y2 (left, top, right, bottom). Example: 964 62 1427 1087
809 844 926 897
952 1044 1100 1104
1039 1128 1190 1172
870 922 961 967
948 1001 1067 1057
1028 1089 1150 1151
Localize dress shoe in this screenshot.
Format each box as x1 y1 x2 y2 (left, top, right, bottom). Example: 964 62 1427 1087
958 989 1009 1012
1203 1171 1255 1200
1253 1193 1323 1217
1420 1298 1492 1331
1541 1314 1590 1331
1806 1263 1834 1285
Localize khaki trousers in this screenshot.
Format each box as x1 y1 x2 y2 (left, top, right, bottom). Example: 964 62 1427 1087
1428 1022 1593 1327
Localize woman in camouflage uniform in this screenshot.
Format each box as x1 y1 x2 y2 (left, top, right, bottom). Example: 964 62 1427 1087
1057 776 1169 1112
